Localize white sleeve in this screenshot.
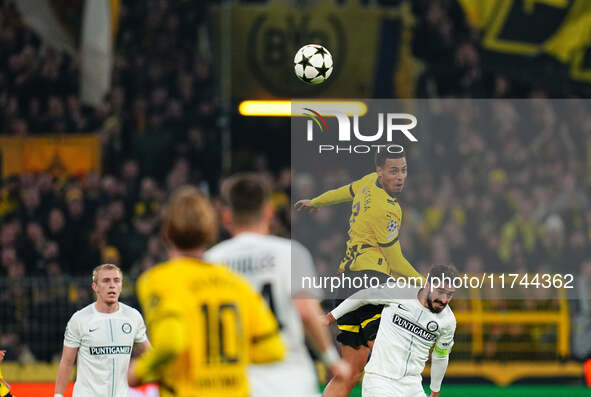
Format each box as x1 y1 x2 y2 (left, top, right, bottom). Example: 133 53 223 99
290 240 321 299
430 317 456 392
429 354 449 392
203 248 216 262
331 298 371 319
330 285 396 319
434 317 456 354
134 311 148 343
63 314 82 348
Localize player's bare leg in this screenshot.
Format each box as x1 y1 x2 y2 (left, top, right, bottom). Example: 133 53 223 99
322 342 372 397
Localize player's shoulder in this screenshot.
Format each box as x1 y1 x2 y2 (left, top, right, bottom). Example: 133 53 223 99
357 172 378 187
365 181 400 209
365 195 400 218
441 305 457 328
139 258 191 282
351 172 377 190
118 302 144 320
68 303 94 323
377 285 417 301
290 238 312 255
243 232 292 251
205 237 236 260
207 233 289 256
138 260 167 281
68 302 96 324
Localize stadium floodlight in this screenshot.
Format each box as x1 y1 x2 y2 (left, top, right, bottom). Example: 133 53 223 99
238 100 367 117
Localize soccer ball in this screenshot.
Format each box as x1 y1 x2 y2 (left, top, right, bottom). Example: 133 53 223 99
294 44 333 84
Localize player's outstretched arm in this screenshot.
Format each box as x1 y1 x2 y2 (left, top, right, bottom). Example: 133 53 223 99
294 199 318 212
293 297 350 379
295 183 355 211
380 242 424 280
430 319 456 397
429 353 449 397
330 286 395 320
54 346 77 396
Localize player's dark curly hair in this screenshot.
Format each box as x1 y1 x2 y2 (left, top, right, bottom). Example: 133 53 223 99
375 145 405 167
427 264 459 284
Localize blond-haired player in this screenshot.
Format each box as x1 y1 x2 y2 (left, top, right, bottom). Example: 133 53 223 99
128 186 285 397
54 264 150 397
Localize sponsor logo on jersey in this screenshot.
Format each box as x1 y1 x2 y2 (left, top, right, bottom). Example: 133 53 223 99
122 322 132 334
392 314 436 341
397 303 409 311
89 346 132 355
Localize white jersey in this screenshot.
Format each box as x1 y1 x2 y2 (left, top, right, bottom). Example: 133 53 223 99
331 287 456 380
205 232 319 397
63 302 148 397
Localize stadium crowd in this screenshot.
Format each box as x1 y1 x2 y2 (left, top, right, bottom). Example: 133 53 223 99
0 0 589 364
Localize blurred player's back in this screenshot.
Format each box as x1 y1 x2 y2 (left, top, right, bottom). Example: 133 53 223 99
131 187 285 397
206 233 319 396
137 257 283 397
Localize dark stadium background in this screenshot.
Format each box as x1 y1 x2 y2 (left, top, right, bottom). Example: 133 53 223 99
0 0 590 396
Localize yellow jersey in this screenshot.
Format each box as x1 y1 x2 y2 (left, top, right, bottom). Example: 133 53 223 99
311 172 422 279
133 257 285 397
0 367 9 397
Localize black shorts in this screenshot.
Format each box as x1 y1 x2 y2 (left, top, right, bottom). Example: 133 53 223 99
335 302 384 348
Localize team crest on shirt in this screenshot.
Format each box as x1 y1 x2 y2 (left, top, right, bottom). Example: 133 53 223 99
122 323 132 334
386 219 398 240
427 321 439 332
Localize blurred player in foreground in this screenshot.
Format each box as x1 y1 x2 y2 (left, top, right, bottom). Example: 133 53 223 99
54 264 150 397
128 186 285 397
0 350 14 397
295 146 423 397
205 173 350 396
326 265 457 397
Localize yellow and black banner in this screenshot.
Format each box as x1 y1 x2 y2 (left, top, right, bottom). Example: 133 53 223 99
458 0 591 89
211 0 419 99
0 135 101 177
